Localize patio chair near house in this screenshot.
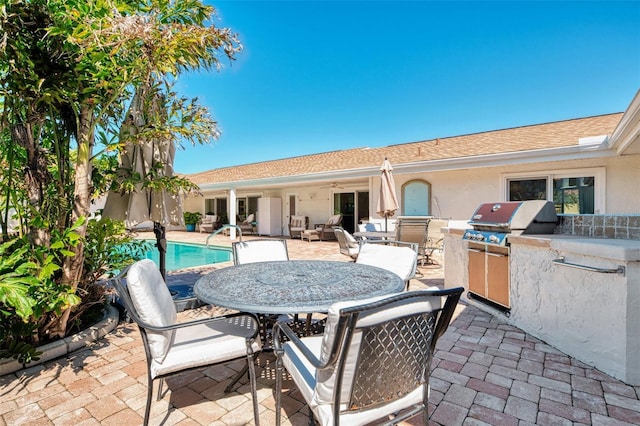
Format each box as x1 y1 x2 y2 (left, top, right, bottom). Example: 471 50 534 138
334 227 360 259
232 239 289 265
199 214 219 233
108 259 261 426
314 214 342 240
273 287 464 426
425 218 448 264
356 240 418 290
288 215 308 239
238 213 255 235
395 217 431 266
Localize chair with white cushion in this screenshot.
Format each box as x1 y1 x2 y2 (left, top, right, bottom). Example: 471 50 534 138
238 213 256 235
199 214 219 233
288 215 309 239
333 227 360 259
273 287 464 425
356 240 418 290
109 259 261 425
232 239 289 265
314 214 343 241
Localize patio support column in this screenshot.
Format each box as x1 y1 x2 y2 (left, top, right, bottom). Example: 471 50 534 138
229 188 237 239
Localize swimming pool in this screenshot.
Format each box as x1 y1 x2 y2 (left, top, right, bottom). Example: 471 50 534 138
145 241 232 271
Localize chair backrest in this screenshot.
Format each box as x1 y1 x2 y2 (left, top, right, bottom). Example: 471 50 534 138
110 259 176 363
334 227 360 257
232 239 289 265
396 219 430 250
314 288 463 415
326 214 342 226
289 215 307 229
203 214 218 223
243 213 255 224
356 241 418 281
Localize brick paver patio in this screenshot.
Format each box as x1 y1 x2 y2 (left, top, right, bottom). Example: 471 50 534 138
1 231 639 425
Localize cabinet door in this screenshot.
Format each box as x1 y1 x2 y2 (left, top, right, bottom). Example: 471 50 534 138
487 252 509 308
468 249 486 297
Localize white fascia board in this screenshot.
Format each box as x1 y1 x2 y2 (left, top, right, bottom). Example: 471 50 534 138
608 89 640 155
198 167 379 191
393 144 617 174
198 144 617 191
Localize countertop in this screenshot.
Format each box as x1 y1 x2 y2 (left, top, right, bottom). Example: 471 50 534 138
508 234 640 262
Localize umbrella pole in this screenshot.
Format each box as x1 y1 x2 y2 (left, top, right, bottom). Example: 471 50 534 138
385 216 388 233
153 222 167 282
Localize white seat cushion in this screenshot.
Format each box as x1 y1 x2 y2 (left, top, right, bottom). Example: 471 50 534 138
356 243 417 281
283 294 439 426
151 316 261 379
233 240 288 264
126 259 176 363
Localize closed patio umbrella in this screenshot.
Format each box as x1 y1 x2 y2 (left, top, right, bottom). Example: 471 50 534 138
103 87 183 281
376 158 399 232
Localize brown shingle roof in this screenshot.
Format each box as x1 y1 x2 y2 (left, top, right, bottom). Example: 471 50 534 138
187 113 623 185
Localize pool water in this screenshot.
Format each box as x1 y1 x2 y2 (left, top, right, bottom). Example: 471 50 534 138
145 241 232 271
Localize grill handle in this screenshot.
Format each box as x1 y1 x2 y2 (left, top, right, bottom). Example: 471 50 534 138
552 257 625 276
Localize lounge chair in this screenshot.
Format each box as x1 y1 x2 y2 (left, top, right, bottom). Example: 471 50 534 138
395 217 431 266
238 213 255 235
273 288 464 426
288 215 308 239
314 214 342 240
199 214 219 233
334 227 360 259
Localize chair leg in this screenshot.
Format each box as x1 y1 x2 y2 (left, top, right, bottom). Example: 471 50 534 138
225 363 249 393
246 343 260 426
275 347 284 426
143 375 154 426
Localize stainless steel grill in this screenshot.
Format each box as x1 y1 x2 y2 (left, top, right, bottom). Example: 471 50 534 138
463 200 558 246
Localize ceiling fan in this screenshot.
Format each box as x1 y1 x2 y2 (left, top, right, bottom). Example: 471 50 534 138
320 182 344 189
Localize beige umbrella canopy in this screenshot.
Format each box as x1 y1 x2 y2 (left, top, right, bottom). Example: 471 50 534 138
376 158 399 232
103 87 183 280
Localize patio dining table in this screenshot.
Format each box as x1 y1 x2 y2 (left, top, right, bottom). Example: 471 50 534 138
193 260 404 315
352 231 397 240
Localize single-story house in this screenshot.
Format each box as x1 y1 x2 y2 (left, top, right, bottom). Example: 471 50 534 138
183 89 640 238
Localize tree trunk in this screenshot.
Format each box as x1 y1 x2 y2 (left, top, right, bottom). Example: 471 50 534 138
53 105 94 339
12 122 51 247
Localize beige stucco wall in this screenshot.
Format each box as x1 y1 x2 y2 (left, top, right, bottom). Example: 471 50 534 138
187 153 639 230
388 154 640 220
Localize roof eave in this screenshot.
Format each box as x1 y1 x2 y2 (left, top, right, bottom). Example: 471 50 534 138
198 143 616 191
608 89 640 155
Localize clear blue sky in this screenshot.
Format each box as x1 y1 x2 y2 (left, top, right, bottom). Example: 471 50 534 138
173 1 640 174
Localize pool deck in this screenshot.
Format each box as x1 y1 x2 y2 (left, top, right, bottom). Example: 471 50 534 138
1 231 639 425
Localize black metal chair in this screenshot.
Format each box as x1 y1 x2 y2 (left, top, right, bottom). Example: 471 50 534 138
109 259 261 425
273 287 463 425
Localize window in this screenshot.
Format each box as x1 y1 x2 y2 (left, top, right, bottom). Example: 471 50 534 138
504 168 604 214
402 180 431 216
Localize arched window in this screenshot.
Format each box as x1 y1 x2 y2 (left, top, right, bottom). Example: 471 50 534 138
402 180 431 216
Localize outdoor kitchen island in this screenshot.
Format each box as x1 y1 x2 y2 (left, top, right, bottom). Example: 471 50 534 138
444 227 640 386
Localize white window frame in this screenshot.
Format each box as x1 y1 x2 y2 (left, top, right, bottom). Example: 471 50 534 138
501 167 606 214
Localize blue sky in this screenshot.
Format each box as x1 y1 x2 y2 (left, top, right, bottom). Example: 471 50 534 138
173 1 640 174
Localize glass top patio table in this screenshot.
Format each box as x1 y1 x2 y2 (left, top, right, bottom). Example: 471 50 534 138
193 260 404 314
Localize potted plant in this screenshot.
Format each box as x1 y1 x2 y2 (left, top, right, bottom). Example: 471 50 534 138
183 211 202 232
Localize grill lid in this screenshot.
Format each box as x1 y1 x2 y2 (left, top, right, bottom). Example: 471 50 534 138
469 200 557 231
